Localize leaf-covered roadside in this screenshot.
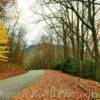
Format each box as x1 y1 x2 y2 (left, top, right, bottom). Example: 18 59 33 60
13 70 100 100
0 63 26 79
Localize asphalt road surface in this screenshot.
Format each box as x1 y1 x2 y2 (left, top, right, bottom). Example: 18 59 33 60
0 70 44 100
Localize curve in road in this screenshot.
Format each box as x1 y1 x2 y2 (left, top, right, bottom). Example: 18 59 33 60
0 70 44 100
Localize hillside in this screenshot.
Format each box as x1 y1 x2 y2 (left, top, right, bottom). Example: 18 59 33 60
0 62 25 79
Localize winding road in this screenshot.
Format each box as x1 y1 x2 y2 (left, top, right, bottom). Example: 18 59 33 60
0 70 44 100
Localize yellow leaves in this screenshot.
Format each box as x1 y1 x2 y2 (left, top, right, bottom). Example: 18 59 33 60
0 21 7 34
0 46 9 50
0 55 8 62
0 50 9 54
0 21 8 43
0 21 9 62
0 37 9 44
0 54 8 59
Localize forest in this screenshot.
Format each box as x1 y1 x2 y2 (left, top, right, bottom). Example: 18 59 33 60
0 0 100 81
0 0 100 99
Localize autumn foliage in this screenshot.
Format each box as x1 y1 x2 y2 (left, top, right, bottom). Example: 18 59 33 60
13 70 100 100
0 21 9 62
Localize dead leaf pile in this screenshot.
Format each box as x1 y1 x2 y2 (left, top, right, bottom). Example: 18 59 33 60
13 70 100 100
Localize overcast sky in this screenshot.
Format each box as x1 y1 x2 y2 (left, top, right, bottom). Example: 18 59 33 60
15 0 100 46
16 0 44 45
